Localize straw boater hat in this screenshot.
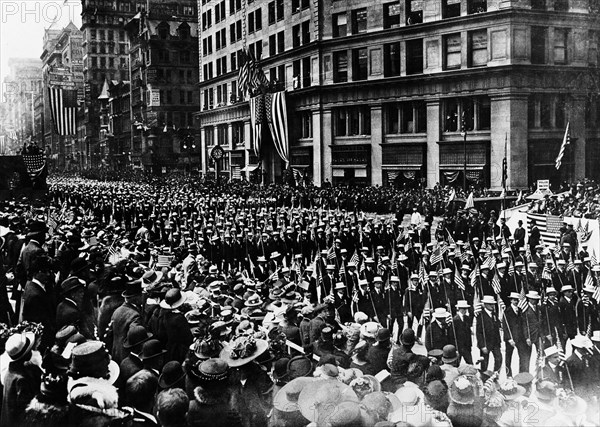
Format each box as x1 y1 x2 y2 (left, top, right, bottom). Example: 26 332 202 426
67 341 120 385
456 300 470 309
297 379 359 424
482 295 496 305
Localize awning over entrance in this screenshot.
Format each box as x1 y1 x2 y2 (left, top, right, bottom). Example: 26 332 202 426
240 164 260 172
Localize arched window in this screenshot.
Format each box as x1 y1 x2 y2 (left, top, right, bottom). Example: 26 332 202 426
178 22 190 40
157 22 170 40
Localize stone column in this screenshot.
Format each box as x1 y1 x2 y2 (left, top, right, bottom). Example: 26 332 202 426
426 99 440 188
570 95 587 179
490 93 529 189
371 105 383 186
200 126 208 175
322 108 333 183
312 109 323 185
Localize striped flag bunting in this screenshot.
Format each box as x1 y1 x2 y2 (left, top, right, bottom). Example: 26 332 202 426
419 262 427 286
473 291 482 317
592 251 598 266
483 255 496 271
350 250 360 265
455 265 465 290
567 259 575 272
526 213 563 248
555 121 571 170
469 264 480 289
593 286 600 304
265 91 289 165
49 87 77 135
249 95 264 158
585 271 595 290
422 298 431 323
483 372 498 395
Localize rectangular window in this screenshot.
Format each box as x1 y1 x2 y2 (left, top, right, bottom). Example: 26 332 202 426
468 30 487 67
383 2 401 29
301 111 312 138
386 104 399 134
231 51 238 70
269 34 277 56
352 48 368 81
277 0 284 20
406 38 423 75
478 97 491 130
468 0 487 13
589 31 598 66
554 28 568 64
554 0 568 11
334 106 371 136
302 56 311 87
443 0 461 18
293 24 301 48
293 60 301 88
256 9 262 30
351 9 367 34
531 26 547 64
540 96 552 128
384 42 401 77
277 31 285 53
333 51 348 82
555 96 567 129
443 33 462 70
292 0 300 13
406 0 423 24
333 13 347 38
302 21 310 44
268 1 275 24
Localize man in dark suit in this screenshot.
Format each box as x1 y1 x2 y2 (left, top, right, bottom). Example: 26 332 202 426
386 276 404 337
453 300 473 365
558 284 577 349
476 295 502 372
513 220 526 250
502 292 528 377
521 291 542 362
20 255 56 352
566 335 594 396
14 220 47 318
540 345 567 388
529 220 540 254
55 276 87 336
104 281 144 364
371 276 388 325
425 308 455 352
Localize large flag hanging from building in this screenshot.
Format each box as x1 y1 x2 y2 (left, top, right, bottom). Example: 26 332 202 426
527 212 563 245
265 91 289 166
49 87 77 135
238 48 269 99
555 121 571 170
249 94 264 158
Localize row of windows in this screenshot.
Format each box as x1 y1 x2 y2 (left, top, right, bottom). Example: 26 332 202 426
202 81 240 109
528 95 568 129
156 22 191 40
154 69 196 83
89 41 128 55
89 29 126 41
89 56 128 69
157 90 196 105
157 111 195 129
152 49 192 64
203 121 245 147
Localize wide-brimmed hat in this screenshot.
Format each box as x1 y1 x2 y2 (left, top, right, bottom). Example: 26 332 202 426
122 325 153 349
571 334 593 349
244 293 263 308
287 355 314 380
158 361 186 389
498 379 525 401
482 295 496 305
535 380 556 402
456 300 470 309
449 375 477 405
297 379 359 424
6 332 36 361
192 337 223 360
219 335 269 367
433 308 448 319
360 322 381 339
526 291 541 300
159 288 187 310
142 270 163 288
68 341 120 384
273 377 315 413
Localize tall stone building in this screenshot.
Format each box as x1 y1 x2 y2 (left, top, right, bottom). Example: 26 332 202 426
2 58 43 152
40 23 85 170
80 0 138 168
197 0 600 189
125 0 199 173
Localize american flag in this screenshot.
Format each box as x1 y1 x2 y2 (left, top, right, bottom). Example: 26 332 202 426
518 284 528 311
483 254 496 271
592 251 598 266
350 250 360 265
265 91 289 166
542 264 553 281
48 87 77 135
473 291 482 317
327 245 336 260
237 49 251 97
455 265 465 290
555 121 571 170
430 244 443 265
339 262 346 278
470 264 480 289
22 153 46 179
491 271 501 294
584 272 594 291
567 259 575 272
419 261 427 286
249 95 264 158
527 213 563 248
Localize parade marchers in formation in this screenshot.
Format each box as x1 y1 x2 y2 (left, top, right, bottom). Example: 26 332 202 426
0 175 600 426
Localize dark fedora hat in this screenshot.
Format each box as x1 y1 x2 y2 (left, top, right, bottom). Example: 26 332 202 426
123 325 153 349
141 339 167 361
26 220 47 237
60 277 85 296
158 360 186 389
69 257 89 275
122 280 143 298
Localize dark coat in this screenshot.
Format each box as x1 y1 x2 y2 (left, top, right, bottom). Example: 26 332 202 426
425 320 455 351
156 310 193 363
453 313 472 350
98 294 124 338
502 305 525 344
105 301 142 364
366 342 392 375
521 304 541 344
476 309 501 350
559 295 578 339
0 361 42 427
16 240 45 284
56 299 82 333
21 280 55 351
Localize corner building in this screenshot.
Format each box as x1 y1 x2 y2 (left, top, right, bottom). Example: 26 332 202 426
197 0 600 188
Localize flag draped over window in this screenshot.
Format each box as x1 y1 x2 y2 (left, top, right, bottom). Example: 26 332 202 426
249 95 264 158
49 87 77 135
555 121 571 170
265 91 289 166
